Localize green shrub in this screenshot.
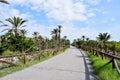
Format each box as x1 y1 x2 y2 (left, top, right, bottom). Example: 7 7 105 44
86 51 120 80
2 50 14 56
2 50 20 56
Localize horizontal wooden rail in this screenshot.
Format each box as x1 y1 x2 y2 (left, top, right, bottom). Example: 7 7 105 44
82 46 120 75
0 48 64 66
0 60 20 66
94 49 120 60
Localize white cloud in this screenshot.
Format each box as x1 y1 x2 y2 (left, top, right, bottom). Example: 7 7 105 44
106 0 112 3
8 0 96 22
0 5 32 20
87 0 101 5
45 0 96 22
42 0 89 22
87 13 96 17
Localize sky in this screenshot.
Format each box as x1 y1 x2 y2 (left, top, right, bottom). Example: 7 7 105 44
0 0 120 42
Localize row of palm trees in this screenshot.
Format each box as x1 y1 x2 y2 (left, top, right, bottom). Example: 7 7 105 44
72 33 111 51
51 25 62 48
0 16 70 54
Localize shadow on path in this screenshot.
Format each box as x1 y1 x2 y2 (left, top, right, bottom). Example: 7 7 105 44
78 49 97 80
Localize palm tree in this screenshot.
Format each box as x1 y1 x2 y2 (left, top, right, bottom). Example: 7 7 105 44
33 32 39 40
33 32 40 50
97 32 111 50
58 25 62 47
51 28 59 42
64 36 67 39
20 29 27 39
51 28 59 48
82 35 85 41
19 29 27 52
63 36 67 46
86 37 90 45
0 0 9 4
2 16 27 51
3 16 27 36
86 38 89 41
38 35 44 50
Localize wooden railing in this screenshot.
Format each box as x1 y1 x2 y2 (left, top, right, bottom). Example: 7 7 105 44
0 47 66 67
82 46 120 75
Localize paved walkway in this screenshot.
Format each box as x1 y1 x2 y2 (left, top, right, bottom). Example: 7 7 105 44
1 46 97 80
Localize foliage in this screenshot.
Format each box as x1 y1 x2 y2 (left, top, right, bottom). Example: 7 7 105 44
0 17 70 55
72 33 120 54
0 0 9 4
2 50 14 56
86 51 120 80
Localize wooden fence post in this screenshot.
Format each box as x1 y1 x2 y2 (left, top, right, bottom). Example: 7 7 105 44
38 52 41 61
92 48 94 54
101 49 104 60
23 53 26 64
112 45 116 69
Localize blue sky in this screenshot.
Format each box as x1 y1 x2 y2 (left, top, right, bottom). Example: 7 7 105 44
0 0 120 42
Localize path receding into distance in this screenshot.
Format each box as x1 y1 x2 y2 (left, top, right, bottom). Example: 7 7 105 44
1 46 97 80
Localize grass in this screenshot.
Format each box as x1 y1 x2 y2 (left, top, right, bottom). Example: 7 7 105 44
0 49 66 77
86 51 120 80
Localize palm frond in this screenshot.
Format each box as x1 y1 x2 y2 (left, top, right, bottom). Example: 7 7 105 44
20 20 27 26
2 28 10 32
1 24 8 26
6 18 14 25
0 0 9 4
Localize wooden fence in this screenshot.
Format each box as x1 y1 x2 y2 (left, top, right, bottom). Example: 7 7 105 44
0 48 65 67
82 46 120 75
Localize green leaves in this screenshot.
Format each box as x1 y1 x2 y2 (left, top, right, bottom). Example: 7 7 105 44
5 16 27 35
97 32 111 42
0 0 9 4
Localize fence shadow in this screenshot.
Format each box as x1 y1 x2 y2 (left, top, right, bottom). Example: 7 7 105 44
97 60 112 71
79 49 97 80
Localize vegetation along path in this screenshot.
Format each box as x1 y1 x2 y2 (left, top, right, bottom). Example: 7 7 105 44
1 46 96 80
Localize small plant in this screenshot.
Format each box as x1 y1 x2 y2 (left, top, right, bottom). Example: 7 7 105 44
2 50 20 56
86 51 120 80
2 50 14 56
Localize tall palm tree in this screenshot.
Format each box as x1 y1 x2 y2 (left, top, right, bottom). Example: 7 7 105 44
3 16 27 36
86 37 90 45
86 38 89 41
51 28 59 48
64 36 67 39
20 29 27 40
33 32 40 50
2 17 27 51
33 31 39 40
19 29 27 52
63 36 67 46
82 35 85 41
97 32 111 49
0 0 9 4
51 28 59 42
37 35 44 50
58 25 62 47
